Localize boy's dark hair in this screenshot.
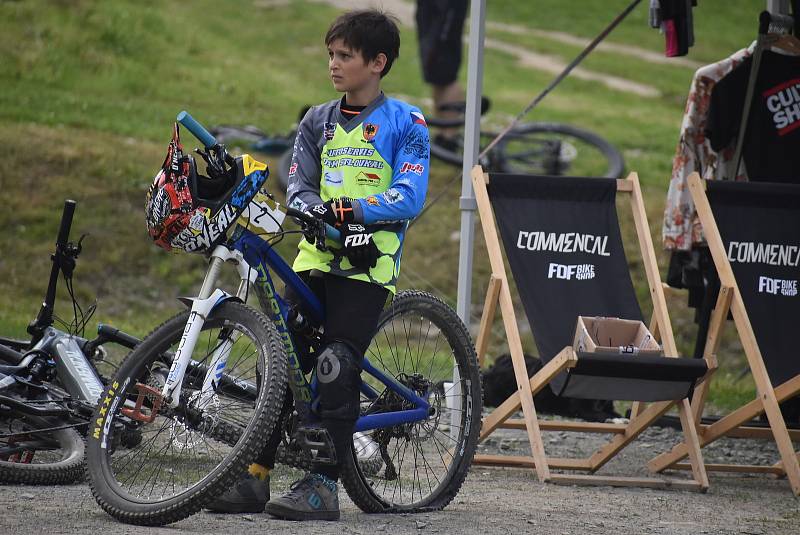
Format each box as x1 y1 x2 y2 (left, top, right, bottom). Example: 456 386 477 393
325 9 400 78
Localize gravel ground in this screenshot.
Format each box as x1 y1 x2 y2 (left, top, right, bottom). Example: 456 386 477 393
1 420 798 535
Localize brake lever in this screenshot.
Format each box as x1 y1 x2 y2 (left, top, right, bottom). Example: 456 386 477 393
210 143 232 170
194 145 229 180
295 216 328 252
194 147 215 169
313 219 328 252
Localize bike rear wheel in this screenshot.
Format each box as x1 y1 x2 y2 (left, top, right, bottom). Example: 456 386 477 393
0 412 85 485
430 122 625 178
340 291 482 513
86 302 287 526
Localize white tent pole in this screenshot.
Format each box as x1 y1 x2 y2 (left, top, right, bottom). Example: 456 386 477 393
456 0 486 325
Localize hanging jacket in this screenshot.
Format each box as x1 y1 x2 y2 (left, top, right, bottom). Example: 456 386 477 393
662 46 752 252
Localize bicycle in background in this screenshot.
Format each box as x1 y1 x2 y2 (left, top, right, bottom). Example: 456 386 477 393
424 99 625 179
0 200 142 484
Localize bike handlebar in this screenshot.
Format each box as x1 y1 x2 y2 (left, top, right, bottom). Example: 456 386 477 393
56 200 77 248
177 110 217 149
176 110 343 245
285 206 341 242
96 324 142 350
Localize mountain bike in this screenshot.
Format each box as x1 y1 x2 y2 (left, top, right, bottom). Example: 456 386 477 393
86 112 483 526
0 200 143 485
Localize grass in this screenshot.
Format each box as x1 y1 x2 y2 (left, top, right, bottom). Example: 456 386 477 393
0 0 761 410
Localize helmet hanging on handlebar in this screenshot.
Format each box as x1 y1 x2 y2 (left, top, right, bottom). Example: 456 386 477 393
145 123 269 253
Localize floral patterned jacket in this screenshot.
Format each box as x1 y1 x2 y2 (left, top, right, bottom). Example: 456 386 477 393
662 46 752 251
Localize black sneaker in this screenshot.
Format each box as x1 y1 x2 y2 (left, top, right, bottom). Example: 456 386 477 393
205 473 269 513
264 473 340 521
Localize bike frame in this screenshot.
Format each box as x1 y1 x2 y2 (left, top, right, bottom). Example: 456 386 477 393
0 200 140 416
161 224 431 433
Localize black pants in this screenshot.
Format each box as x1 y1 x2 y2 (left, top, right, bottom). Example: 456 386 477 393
416 0 469 86
255 272 389 480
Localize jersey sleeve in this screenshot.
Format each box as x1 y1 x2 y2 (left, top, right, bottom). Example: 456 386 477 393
286 107 324 211
356 111 430 224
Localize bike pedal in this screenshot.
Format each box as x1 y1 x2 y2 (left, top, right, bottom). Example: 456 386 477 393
295 424 337 465
120 383 164 423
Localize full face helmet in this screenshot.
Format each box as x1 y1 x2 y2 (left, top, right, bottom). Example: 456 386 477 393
145 123 269 253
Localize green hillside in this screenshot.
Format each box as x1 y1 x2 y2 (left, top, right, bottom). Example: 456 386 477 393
0 0 762 410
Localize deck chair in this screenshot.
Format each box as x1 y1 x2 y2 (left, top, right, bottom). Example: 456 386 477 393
471 165 711 490
648 172 800 495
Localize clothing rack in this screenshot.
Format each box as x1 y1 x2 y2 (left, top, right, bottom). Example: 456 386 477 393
730 9 796 180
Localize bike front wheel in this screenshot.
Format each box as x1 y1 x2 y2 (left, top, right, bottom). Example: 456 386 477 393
86 301 287 526
340 290 482 513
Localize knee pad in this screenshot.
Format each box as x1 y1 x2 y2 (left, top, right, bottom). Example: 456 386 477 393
313 342 362 421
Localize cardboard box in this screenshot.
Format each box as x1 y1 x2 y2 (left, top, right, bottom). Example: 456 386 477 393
573 316 662 356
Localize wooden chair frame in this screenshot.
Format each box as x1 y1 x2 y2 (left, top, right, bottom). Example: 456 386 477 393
647 172 800 495
470 165 711 490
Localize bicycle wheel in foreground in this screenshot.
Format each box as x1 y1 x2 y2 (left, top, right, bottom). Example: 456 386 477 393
0 412 85 485
86 302 287 526
340 291 482 513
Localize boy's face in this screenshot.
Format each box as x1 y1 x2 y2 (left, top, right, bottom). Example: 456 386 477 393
327 39 385 94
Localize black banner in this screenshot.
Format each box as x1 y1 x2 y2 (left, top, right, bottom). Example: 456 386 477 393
707 181 800 386
488 174 642 365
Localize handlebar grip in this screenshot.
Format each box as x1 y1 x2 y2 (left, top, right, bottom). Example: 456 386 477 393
56 200 77 247
177 110 217 149
329 227 341 242
97 324 142 350
326 225 341 242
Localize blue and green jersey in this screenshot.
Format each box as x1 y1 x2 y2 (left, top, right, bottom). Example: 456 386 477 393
286 93 430 293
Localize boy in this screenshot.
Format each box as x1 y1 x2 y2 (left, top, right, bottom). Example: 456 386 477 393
208 9 430 521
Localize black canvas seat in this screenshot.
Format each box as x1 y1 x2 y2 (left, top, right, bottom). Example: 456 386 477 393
649 173 800 495
705 180 800 387
488 174 706 403
471 166 711 490
556 351 708 401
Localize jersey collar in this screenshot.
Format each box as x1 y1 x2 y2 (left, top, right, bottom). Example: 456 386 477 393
337 92 386 133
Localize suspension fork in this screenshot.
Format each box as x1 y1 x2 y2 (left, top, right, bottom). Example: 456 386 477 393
161 246 256 408
251 264 314 422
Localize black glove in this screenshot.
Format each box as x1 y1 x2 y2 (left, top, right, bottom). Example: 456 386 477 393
339 223 380 270
309 197 356 227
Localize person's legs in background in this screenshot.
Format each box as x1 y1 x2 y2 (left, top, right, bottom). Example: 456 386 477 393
416 0 469 140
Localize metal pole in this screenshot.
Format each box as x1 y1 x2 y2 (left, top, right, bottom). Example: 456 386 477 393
451 0 485 440
456 0 486 325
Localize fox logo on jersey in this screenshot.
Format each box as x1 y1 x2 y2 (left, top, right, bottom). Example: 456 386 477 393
344 233 374 247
